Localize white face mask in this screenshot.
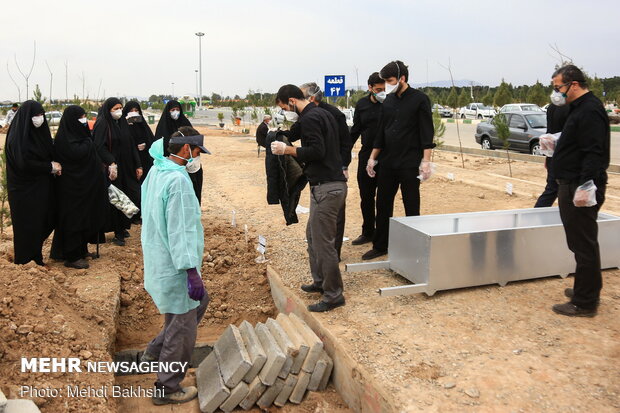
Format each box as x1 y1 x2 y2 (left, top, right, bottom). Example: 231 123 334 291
373 91 387 103
186 155 201 173
32 115 44 128
385 81 399 94
111 109 123 120
170 110 180 120
550 90 566 106
78 117 88 125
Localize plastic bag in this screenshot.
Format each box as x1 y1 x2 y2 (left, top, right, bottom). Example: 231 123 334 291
108 184 140 218
417 160 435 182
539 132 561 157
573 180 597 207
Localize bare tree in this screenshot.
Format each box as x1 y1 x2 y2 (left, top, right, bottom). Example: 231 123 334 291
45 61 53 104
14 41 37 99
438 58 465 168
548 44 573 68
78 71 86 104
64 60 69 102
6 61 21 101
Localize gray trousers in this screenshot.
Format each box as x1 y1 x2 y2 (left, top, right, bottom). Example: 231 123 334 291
307 181 347 303
147 292 210 394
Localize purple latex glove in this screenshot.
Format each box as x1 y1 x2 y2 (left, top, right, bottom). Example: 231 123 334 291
186 268 205 301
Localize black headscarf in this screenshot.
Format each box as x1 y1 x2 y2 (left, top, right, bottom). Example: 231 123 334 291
155 100 192 156
5 100 54 174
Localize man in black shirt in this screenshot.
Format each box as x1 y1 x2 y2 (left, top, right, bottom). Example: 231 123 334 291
350 72 385 245
550 65 610 317
534 103 569 207
256 114 271 149
300 82 352 260
272 84 347 312
362 60 435 260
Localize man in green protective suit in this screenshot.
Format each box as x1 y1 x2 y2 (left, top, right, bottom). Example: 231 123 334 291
140 127 211 406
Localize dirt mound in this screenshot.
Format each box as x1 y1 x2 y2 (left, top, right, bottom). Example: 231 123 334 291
0 257 117 413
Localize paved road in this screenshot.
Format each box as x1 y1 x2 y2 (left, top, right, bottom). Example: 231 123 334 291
440 122 620 165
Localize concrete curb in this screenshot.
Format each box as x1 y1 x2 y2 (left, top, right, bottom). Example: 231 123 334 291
266 265 397 413
437 145 620 173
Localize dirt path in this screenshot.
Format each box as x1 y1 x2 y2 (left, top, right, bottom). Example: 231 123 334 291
196 126 620 412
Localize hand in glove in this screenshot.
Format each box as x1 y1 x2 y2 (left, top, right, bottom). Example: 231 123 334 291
417 160 434 182
573 180 597 207
186 268 205 301
366 159 378 178
108 164 118 181
270 141 287 155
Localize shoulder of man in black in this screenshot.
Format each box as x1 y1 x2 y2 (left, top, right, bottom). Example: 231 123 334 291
354 94 373 110
318 101 345 120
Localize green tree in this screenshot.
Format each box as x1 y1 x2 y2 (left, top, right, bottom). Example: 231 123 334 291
482 90 494 106
526 81 548 106
446 87 458 109
432 107 446 149
457 87 472 107
33 84 43 103
590 77 604 102
492 113 513 177
493 79 513 107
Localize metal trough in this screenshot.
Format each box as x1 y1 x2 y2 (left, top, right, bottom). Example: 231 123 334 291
346 207 620 296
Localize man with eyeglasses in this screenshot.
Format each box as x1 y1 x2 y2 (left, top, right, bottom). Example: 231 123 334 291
549 65 610 317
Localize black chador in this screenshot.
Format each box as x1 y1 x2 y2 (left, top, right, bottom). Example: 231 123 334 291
154 100 202 203
93 97 141 243
5 100 56 265
50 105 108 264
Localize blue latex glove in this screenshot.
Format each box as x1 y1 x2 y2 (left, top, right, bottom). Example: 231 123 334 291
186 268 205 301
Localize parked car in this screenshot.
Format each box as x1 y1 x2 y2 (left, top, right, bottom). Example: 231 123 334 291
458 103 496 119
499 103 543 113
475 111 547 155
45 111 62 126
432 104 453 118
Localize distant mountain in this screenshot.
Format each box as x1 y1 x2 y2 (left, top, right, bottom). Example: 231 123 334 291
412 79 485 88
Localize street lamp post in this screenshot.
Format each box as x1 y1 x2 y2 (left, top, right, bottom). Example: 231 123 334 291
172 82 175 98
195 32 205 108
195 69 199 99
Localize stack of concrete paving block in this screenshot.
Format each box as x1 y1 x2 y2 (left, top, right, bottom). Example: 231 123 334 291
0 389 42 413
196 313 333 413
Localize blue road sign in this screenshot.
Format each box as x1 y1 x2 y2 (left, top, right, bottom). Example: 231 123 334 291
324 75 345 97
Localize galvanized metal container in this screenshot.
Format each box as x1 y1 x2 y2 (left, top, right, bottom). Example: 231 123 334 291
347 207 620 296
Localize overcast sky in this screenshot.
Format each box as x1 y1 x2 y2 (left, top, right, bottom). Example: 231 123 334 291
1 0 618 102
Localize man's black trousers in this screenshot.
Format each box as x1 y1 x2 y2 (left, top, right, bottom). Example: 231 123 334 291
373 166 420 252
557 181 606 309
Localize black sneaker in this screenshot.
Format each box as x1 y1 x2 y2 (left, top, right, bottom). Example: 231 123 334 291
361 248 387 260
64 258 89 269
308 297 345 312
351 234 372 245
112 237 125 247
552 302 597 318
152 386 198 406
301 284 324 294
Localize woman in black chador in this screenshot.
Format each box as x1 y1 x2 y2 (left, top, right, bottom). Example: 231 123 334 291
5 100 58 265
93 97 142 246
154 100 203 203
50 105 109 269
123 101 154 183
